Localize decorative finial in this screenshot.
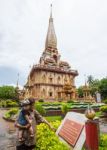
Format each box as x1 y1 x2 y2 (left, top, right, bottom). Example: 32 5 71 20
85 105 96 120
50 4 53 18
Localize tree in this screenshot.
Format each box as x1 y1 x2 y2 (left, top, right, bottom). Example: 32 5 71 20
0 86 17 99
78 76 107 100
77 86 84 98
89 79 100 96
87 75 94 85
99 77 107 100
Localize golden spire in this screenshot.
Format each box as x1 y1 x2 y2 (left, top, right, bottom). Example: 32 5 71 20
45 4 57 49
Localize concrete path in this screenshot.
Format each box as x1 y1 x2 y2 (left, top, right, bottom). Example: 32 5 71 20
0 109 16 150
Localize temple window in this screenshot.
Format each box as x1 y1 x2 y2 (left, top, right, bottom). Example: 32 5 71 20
49 92 53 97
50 77 53 83
49 75 53 83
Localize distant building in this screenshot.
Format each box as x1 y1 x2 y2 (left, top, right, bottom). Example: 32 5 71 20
24 5 78 101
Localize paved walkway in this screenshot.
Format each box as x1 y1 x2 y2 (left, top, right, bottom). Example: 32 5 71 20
99 118 107 134
0 109 16 150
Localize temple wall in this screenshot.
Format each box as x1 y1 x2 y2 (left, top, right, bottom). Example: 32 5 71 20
29 70 76 100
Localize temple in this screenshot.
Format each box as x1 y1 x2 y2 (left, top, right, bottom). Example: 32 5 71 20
24 5 78 101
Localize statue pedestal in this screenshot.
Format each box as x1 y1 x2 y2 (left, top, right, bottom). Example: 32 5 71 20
85 119 99 150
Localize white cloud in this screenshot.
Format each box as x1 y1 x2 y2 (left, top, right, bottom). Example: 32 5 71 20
0 0 107 87
7 83 23 90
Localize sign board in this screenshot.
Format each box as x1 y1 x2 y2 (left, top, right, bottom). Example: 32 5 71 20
58 119 84 147
56 112 88 150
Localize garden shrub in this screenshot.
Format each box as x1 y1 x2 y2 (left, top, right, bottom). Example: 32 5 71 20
35 103 46 115
61 104 69 114
36 121 70 150
5 108 18 119
99 134 107 150
8 108 18 115
6 100 18 107
67 100 74 103
38 99 44 102
100 105 107 113
5 112 11 119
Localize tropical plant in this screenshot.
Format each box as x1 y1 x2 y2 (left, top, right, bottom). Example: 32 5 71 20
35 103 46 115
89 79 100 96
87 75 94 85
61 104 69 114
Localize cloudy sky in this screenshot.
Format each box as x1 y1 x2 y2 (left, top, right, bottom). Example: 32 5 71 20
0 0 107 87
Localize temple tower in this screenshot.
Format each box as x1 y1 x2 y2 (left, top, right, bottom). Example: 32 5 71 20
24 5 78 101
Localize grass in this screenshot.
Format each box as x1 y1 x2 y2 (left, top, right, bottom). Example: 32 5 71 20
45 116 62 122
96 111 102 117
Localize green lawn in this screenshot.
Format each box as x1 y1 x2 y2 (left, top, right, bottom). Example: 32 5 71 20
45 116 62 122
96 111 102 117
